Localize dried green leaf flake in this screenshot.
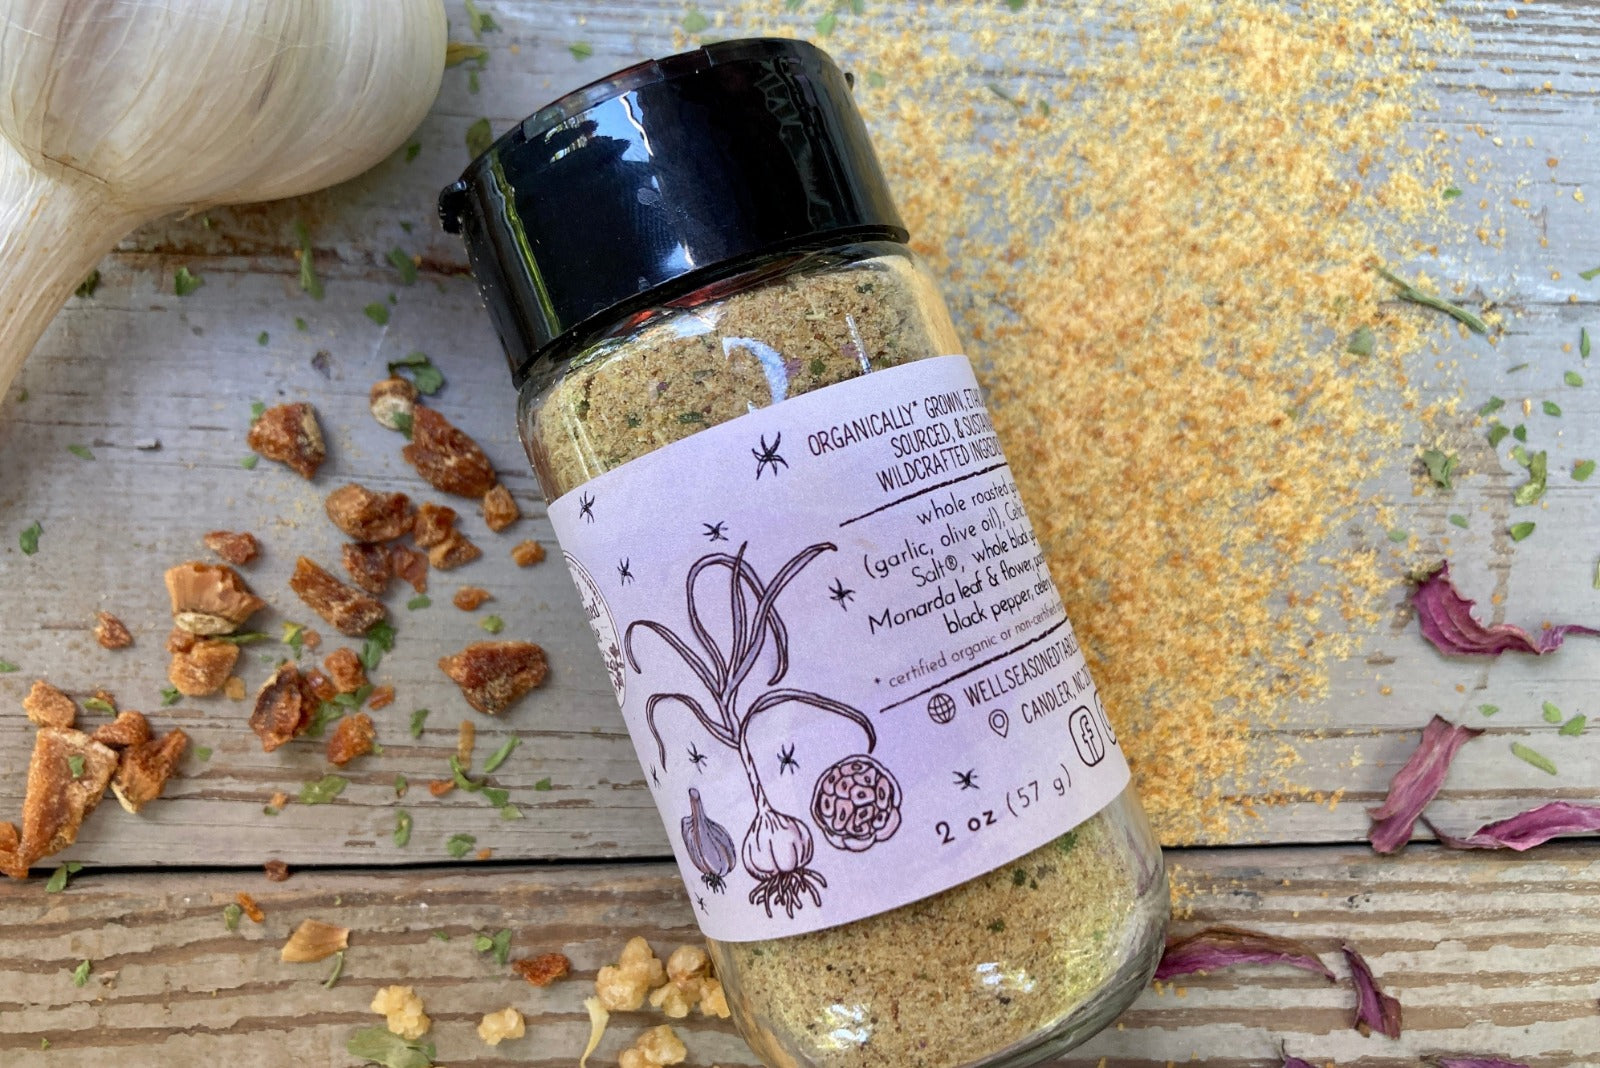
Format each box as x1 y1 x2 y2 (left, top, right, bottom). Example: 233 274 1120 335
1543 700 1564 724
323 950 345 988
386 248 419 285
45 862 83 893
67 444 93 461
82 697 114 715
1486 425 1509 447
194 746 212 762
1448 514 1469 529
1386 528 1408 543
533 777 552 791
1560 715 1587 737
1575 459 1596 482
293 221 324 300
407 595 431 610
388 352 444 395
361 620 395 673
346 1026 436 1068
814 10 837 35
1345 325 1375 356
363 302 390 326
1374 265 1487 334
1420 448 1458 490
0 660 17 673
1442 186 1462 199
223 903 242 931
683 8 709 32
1566 370 1584 387
1580 265 1600 282
1583 327 1592 359
76 270 100 298
1509 521 1536 542
174 267 203 296
1512 424 1528 442
1513 450 1548 507
299 774 349 805
71 960 91 987
1511 741 1557 775
67 755 85 778
409 709 429 738
257 331 269 346
474 927 513 965
463 0 498 35
394 809 413 847
1543 400 1562 417
20 521 41 555
569 41 593 59
160 685 181 706
1479 703 1499 718
240 455 259 470
1478 396 1505 416
445 833 477 859
479 615 504 634
483 735 519 774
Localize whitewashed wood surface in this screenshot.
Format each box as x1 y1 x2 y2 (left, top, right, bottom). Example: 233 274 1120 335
1 1 1596 868
0 844 1594 1065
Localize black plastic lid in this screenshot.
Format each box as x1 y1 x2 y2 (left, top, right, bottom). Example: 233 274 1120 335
438 38 907 387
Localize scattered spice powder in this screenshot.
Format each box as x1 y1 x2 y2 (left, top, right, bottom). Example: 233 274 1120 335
710 0 1465 844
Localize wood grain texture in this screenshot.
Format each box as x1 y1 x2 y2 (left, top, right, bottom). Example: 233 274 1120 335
0 0 1598 872
0 844 1595 1066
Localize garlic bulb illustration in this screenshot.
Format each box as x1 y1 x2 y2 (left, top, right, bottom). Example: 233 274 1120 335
680 787 737 893
812 754 903 852
742 800 824 917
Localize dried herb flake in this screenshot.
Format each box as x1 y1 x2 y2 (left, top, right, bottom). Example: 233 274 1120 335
361 620 395 672
45 861 83 893
67 444 93 461
1575 459 1596 482
466 117 493 157
160 685 182 706
474 927 513 965
1448 514 1469 529
407 595 431 610
1420 448 1458 491
1542 700 1563 724
479 615 504 634
223 903 242 931
483 735 519 773
388 351 444 395
299 774 349 805
683 9 709 32
445 833 477 858
363 302 390 326
1374 266 1487 334
1345 325 1375 356
1559 714 1586 737
71 960 91 987
1510 741 1557 776
568 41 593 60
1542 400 1562 417
20 521 41 555
1565 370 1584 387
386 248 419 285
1509 521 1536 542
174 267 203 296
394 809 413 847
410 709 429 738
1512 450 1547 507
346 1026 436 1068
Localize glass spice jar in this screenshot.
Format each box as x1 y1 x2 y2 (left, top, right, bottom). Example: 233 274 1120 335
441 39 1168 1068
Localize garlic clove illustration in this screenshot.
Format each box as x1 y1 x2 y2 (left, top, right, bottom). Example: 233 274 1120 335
0 0 449 402
680 787 738 893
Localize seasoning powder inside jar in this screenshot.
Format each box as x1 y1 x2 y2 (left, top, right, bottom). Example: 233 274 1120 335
441 39 1168 1068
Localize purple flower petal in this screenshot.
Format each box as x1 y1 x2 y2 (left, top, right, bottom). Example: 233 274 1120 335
1281 1057 1317 1068
1413 561 1600 657
1154 925 1335 982
1431 1060 1530 1068
1342 943 1402 1039
1367 714 1484 853
1424 801 1600 851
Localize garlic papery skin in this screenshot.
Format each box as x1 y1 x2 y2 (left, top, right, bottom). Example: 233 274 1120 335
0 0 449 401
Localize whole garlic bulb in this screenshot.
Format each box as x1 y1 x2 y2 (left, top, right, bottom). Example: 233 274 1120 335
0 0 449 401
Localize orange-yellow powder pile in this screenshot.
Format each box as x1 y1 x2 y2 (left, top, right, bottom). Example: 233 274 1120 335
694 1 1465 842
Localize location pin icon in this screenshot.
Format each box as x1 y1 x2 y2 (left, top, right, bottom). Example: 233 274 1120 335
988 709 1010 738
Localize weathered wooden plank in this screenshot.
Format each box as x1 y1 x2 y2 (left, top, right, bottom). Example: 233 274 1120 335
0 844 1595 1065
2 0 1600 867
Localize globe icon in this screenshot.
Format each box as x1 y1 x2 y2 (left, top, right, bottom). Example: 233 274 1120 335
927 692 957 725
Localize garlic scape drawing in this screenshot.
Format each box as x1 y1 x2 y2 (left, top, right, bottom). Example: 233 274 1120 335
627 542 878 918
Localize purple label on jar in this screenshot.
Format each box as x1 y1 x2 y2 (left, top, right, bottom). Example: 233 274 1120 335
548 356 1130 942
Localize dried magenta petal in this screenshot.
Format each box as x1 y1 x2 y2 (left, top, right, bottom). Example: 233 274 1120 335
1366 714 1483 854
1413 561 1599 657
1154 925 1335 982
1342 942 1401 1039
1431 1060 1530 1068
1424 801 1600 852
